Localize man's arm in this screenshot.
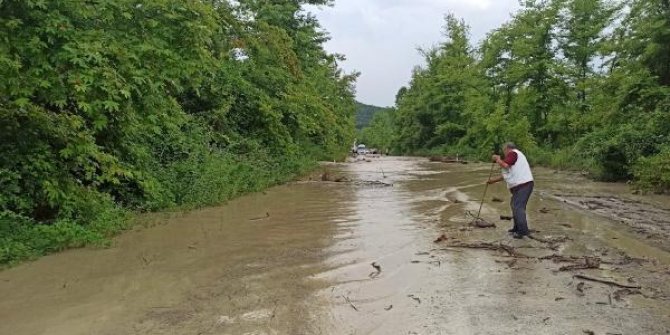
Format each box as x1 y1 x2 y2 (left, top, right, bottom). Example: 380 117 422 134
492 151 517 169
492 155 510 169
487 175 504 184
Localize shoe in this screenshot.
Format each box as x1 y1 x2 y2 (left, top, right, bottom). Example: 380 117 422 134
508 228 517 233
512 233 527 239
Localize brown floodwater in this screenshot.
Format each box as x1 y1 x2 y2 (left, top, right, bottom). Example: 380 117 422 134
1 157 669 335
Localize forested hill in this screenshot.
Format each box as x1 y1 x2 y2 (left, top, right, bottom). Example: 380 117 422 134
0 0 356 264
355 102 386 129
361 0 670 192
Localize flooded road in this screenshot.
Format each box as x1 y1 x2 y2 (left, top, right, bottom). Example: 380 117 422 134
1 157 669 334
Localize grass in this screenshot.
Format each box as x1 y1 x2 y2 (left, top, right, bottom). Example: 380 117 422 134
0 151 320 267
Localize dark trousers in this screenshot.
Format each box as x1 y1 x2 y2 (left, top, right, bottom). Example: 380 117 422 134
511 181 534 235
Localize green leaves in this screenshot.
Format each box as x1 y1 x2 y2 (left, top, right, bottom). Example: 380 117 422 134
363 0 668 191
0 0 355 264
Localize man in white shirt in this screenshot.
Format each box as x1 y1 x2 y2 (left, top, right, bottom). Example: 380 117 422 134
487 143 535 239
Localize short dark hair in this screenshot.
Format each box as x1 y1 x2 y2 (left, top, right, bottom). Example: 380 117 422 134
503 142 517 150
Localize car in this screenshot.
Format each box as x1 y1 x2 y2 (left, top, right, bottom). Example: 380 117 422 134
356 144 369 155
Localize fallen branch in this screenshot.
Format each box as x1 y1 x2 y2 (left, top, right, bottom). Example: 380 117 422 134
249 212 270 221
540 254 584 263
573 274 642 289
446 241 529 258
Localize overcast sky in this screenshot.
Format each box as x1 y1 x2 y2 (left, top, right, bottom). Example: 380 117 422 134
308 0 521 107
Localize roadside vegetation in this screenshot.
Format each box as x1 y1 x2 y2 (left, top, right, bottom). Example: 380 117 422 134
360 0 670 192
0 0 356 265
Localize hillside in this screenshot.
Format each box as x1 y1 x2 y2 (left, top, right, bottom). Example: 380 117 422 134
355 102 386 129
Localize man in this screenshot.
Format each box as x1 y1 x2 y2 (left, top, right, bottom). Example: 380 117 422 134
487 143 534 239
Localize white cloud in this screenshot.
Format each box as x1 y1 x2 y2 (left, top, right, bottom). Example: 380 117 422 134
308 0 520 106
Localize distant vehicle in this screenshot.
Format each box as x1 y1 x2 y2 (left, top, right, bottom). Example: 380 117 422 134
356 144 368 155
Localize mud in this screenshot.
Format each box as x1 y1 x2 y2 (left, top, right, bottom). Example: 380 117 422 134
1 157 669 334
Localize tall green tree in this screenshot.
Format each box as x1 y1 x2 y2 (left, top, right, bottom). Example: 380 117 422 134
0 0 357 264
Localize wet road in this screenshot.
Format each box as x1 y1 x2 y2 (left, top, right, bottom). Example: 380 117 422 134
1 157 669 334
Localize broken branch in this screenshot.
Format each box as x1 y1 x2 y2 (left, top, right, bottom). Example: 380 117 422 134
573 274 642 289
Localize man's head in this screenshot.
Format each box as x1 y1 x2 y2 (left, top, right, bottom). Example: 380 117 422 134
503 142 517 155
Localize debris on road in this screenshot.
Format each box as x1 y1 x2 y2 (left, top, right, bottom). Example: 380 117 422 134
434 234 448 243
407 295 421 304
471 218 496 228
573 274 642 289
249 212 270 221
369 262 382 278
343 296 358 312
559 257 601 271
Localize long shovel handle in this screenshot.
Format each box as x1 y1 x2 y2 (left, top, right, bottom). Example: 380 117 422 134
476 162 497 220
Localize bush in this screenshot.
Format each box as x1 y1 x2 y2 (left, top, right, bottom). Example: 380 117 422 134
0 205 126 266
634 147 670 193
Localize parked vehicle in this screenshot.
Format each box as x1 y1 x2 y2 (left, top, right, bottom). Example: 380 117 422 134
356 144 369 155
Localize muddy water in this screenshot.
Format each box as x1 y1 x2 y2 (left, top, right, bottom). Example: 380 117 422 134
1 157 669 335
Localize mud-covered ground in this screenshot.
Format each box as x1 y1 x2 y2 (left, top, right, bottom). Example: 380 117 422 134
1 157 669 335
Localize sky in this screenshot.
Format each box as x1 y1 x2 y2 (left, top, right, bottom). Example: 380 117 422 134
308 0 521 107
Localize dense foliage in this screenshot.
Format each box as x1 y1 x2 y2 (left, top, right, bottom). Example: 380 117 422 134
0 0 356 264
359 107 395 152
363 0 670 192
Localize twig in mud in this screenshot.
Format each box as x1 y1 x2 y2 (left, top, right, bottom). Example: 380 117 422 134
539 207 559 214
434 234 448 243
140 255 152 266
540 254 583 263
573 274 642 289
342 296 358 311
408 295 421 304
369 262 382 278
529 235 571 244
446 241 530 258
559 257 601 271
249 212 270 221
431 247 464 253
